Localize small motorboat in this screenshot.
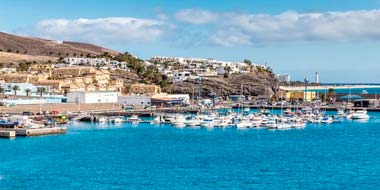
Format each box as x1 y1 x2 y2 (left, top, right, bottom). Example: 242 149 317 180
126 115 141 123
111 117 123 124
351 110 369 120
321 116 333 124
97 117 108 123
266 119 277 129
150 116 162 125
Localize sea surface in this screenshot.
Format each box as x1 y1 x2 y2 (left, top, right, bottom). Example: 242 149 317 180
1 111 380 189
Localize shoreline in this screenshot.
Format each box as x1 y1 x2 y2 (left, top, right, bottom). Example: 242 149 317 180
279 85 380 91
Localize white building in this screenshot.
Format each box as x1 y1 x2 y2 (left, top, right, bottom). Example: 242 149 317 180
315 72 319 83
0 82 51 97
276 74 291 83
152 94 190 105
60 57 129 70
173 71 198 83
67 91 118 104
117 95 151 107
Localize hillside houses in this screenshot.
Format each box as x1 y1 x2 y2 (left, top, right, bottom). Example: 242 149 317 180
57 57 129 71
150 56 268 83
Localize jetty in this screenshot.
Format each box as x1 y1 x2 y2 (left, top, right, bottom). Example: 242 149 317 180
0 127 66 137
0 130 16 138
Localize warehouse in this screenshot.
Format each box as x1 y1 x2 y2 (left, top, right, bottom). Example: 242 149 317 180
67 91 118 104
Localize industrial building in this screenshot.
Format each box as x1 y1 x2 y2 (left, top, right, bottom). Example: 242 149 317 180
67 91 118 104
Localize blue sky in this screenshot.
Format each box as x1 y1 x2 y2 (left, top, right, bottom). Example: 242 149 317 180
2 0 380 83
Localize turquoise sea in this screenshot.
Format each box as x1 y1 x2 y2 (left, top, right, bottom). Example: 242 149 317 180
316 87 380 95
1 111 380 189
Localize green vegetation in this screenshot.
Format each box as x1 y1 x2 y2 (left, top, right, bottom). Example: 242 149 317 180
113 52 171 87
0 86 4 94
17 62 32 72
243 59 252 65
12 85 20 96
36 87 47 98
25 88 32 96
224 66 231 78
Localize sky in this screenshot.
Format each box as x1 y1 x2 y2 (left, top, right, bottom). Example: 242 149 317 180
1 0 380 83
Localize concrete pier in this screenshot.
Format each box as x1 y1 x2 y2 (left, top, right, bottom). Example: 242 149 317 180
0 126 67 137
0 130 16 138
15 127 67 136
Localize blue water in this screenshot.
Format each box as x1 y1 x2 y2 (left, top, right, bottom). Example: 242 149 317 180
315 86 380 95
1 112 380 189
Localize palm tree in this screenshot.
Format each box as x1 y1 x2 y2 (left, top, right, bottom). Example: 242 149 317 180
25 88 32 96
0 86 4 94
12 85 20 96
36 87 47 98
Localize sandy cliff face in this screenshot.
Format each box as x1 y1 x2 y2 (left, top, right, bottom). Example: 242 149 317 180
167 71 278 97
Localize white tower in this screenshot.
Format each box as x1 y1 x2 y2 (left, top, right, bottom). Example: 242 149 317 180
315 72 319 83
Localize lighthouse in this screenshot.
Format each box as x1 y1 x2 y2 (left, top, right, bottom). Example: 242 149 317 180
315 72 319 83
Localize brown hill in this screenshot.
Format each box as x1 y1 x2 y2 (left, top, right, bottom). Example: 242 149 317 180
0 32 119 58
0 52 57 64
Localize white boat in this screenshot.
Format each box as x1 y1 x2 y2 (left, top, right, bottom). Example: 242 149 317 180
337 109 346 117
184 117 201 127
252 116 262 127
200 116 215 128
351 110 369 120
127 115 141 123
97 117 108 123
276 122 291 130
346 109 354 119
321 116 333 124
236 119 251 129
214 119 230 128
172 115 186 128
260 116 268 127
174 122 186 128
292 121 306 129
150 116 162 125
266 119 277 129
111 117 123 124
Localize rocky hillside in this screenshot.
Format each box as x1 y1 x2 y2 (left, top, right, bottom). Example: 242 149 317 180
0 32 119 58
168 71 278 97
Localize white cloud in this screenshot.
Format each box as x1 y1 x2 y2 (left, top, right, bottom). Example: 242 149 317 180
175 9 218 24
208 9 380 46
210 29 253 46
35 17 169 44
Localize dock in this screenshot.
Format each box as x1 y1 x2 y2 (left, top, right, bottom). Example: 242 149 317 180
15 127 67 136
0 130 16 138
0 127 66 137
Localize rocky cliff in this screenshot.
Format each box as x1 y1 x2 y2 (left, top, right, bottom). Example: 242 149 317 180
167 71 278 97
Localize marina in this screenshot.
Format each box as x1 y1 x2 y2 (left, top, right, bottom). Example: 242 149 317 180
1 109 380 189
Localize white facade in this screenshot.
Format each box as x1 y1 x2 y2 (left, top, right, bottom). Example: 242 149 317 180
276 74 291 83
0 82 51 97
67 91 118 104
152 94 190 104
117 95 151 106
173 71 199 83
315 72 319 83
59 57 129 70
